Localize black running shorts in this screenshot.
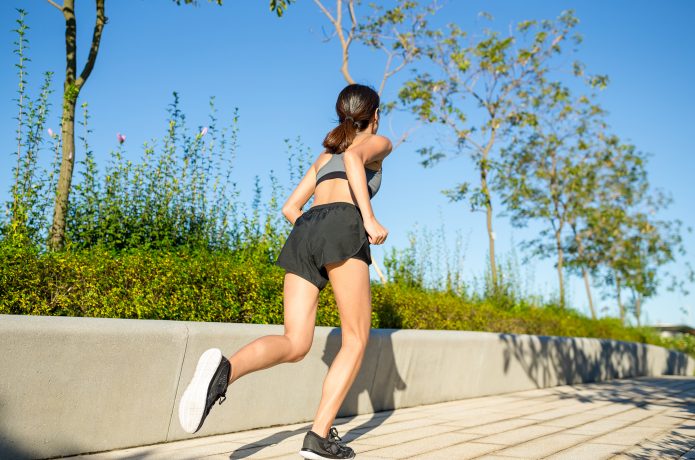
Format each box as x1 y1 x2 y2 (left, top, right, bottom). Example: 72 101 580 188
275 202 372 290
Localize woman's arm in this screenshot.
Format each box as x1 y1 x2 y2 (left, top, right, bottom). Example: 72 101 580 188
281 153 323 225
343 135 392 244
343 135 392 220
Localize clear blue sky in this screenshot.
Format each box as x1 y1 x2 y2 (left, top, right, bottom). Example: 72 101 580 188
2 1 693 327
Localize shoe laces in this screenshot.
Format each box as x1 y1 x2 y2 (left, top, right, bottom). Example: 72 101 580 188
328 427 343 443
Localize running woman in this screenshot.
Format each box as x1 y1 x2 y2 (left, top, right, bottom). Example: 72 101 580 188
178 83 391 460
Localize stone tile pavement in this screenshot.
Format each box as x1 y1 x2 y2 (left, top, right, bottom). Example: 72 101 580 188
67 376 695 459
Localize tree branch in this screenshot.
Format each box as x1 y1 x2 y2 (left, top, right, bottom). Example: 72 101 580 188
47 0 63 11
313 0 335 24
389 117 421 150
346 0 357 48
377 45 394 96
75 0 106 90
334 0 354 83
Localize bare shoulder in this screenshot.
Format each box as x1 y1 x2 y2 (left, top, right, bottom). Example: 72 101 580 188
310 149 332 174
363 134 393 153
347 134 393 163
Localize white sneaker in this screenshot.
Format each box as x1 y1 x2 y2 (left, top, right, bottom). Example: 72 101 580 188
178 348 231 433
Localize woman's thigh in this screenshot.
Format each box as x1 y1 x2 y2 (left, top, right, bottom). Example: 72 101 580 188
325 258 372 343
283 272 320 348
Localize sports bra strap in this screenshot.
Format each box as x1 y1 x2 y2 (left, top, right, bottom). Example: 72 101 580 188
315 153 382 198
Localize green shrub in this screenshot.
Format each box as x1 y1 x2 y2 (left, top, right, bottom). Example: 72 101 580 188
2 241 691 361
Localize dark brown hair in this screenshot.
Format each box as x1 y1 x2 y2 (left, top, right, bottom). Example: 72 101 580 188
322 83 380 154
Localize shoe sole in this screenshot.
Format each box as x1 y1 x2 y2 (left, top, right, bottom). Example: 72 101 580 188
299 449 355 459
178 348 224 433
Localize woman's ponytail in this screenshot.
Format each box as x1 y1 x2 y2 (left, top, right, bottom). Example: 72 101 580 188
323 117 360 154
322 84 380 154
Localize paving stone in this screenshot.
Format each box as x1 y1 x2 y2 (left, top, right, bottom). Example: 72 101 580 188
456 417 539 435
491 399 580 418
409 441 505 459
67 376 695 460
521 404 597 422
544 442 628 459
606 406 659 422
589 424 671 446
616 440 688 460
435 411 520 428
562 417 634 436
485 397 561 415
343 417 440 442
535 405 615 428
491 432 590 458
477 456 527 459
619 426 695 459
630 413 686 428
358 432 476 458
353 423 456 446
472 424 564 445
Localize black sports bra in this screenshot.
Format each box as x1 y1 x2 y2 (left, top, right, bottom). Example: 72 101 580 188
315 153 382 198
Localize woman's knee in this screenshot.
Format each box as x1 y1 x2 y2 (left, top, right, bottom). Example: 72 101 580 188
341 332 369 356
285 335 312 362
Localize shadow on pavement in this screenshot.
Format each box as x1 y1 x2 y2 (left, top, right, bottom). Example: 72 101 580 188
228 328 406 458
498 333 695 417
227 424 313 459
620 428 695 459
552 375 695 416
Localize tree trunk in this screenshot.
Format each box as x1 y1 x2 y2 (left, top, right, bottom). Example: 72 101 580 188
572 225 596 319
484 183 496 289
581 267 595 319
634 294 642 327
50 101 77 248
555 227 565 308
480 130 497 290
548 149 565 308
49 0 106 250
615 271 624 325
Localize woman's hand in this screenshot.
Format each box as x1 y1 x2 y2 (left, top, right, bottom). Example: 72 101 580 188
363 215 388 245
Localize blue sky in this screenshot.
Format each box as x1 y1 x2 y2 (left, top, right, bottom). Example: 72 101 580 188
1 0 693 326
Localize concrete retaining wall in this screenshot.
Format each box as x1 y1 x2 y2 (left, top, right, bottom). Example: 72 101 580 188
0 314 692 459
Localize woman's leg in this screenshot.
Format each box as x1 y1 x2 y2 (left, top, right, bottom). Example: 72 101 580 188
311 257 371 437
227 272 320 384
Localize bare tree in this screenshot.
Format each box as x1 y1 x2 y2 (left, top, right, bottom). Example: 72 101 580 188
312 0 441 282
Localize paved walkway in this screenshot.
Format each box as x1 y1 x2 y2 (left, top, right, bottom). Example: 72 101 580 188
69 376 695 460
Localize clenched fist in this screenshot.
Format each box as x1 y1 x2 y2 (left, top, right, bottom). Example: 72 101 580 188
363 216 388 245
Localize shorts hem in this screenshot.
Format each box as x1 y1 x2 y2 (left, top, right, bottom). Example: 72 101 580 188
275 261 327 291
321 237 371 269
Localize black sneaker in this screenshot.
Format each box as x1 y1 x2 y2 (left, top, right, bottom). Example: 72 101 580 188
178 348 231 434
299 426 356 459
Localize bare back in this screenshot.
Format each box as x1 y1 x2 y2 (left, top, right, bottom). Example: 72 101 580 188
312 134 383 207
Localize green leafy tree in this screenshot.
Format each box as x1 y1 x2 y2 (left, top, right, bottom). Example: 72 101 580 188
606 190 686 326
495 81 607 309
397 10 581 291
572 135 689 325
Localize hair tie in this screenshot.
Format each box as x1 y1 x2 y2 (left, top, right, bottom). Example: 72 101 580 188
343 116 358 128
